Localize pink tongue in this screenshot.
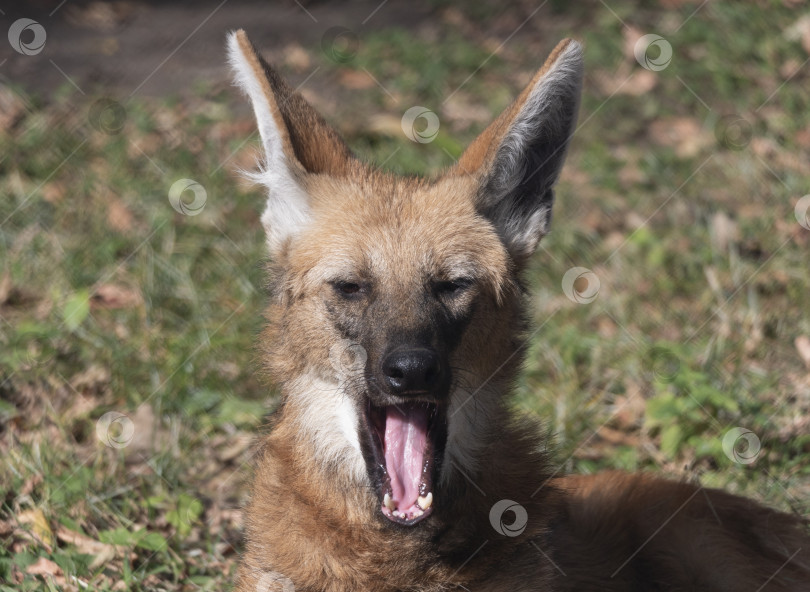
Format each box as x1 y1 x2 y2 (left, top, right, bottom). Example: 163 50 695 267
384 405 429 512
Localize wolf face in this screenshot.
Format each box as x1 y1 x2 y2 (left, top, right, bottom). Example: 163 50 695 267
227 30 582 526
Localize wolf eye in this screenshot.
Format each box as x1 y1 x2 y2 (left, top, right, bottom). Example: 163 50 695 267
332 281 363 297
433 278 473 297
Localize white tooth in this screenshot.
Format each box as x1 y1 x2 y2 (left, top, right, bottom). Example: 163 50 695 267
417 492 433 510
384 493 395 511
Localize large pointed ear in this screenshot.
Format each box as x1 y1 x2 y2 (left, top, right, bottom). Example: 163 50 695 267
227 29 357 253
453 39 583 262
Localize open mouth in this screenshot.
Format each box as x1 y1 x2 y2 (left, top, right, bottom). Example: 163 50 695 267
366 401 447 525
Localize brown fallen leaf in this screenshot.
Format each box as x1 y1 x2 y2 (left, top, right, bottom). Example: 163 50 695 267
20 474 43 497
0 85 26 133
795 336 810 369
785 14 810 56
649 117 713 158
622 25 644 62
106 198 135 233
283 43 311 72
338 69 375 90
367 114 403 137
0 272 10 305
42 182 66 204
711 211 740 252
91 284 143 309
57 527 122 569
17 508 54 549
593 66 658 97
25 556 61 577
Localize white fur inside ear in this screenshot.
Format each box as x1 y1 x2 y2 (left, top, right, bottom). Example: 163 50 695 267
227 31 311 253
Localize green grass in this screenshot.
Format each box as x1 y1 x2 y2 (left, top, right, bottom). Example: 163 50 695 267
2 1 809 589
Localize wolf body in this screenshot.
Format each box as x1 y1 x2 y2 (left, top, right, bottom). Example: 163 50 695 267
227 30 809 591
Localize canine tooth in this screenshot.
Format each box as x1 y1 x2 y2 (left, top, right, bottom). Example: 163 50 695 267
417 492 433 510
383 493 395 511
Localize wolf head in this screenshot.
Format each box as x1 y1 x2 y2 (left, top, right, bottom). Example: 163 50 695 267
228 30 582 526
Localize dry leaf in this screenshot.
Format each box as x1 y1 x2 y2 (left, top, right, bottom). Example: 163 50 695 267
283 43 311 72
612 385 647 430
622 26 644 62
338 69 375 90
649 117 713 158
0 85 26 132
0 272 11 305
795 336 810 369
785 14 810 56
57 527 121 569
17 508 54 548
593 67 658 96
711 211 739 252
91 283 143 309
25 556 61 577
106 199 135 233
367 114 403 137
42 182 66 204
441 93 491 125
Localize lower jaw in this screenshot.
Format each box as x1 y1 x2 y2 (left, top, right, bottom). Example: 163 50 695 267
366 401 446 526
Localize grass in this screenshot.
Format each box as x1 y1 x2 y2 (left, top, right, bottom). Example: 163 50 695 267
2 1 809 589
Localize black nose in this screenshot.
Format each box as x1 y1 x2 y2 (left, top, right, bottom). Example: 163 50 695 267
382 347 442 394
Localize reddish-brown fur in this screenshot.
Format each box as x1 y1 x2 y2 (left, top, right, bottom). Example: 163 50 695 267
228 30 809 591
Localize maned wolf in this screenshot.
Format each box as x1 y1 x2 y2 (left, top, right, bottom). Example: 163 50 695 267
227 30 809 591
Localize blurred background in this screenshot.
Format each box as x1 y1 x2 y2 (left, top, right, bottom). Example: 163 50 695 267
1 0 809 589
